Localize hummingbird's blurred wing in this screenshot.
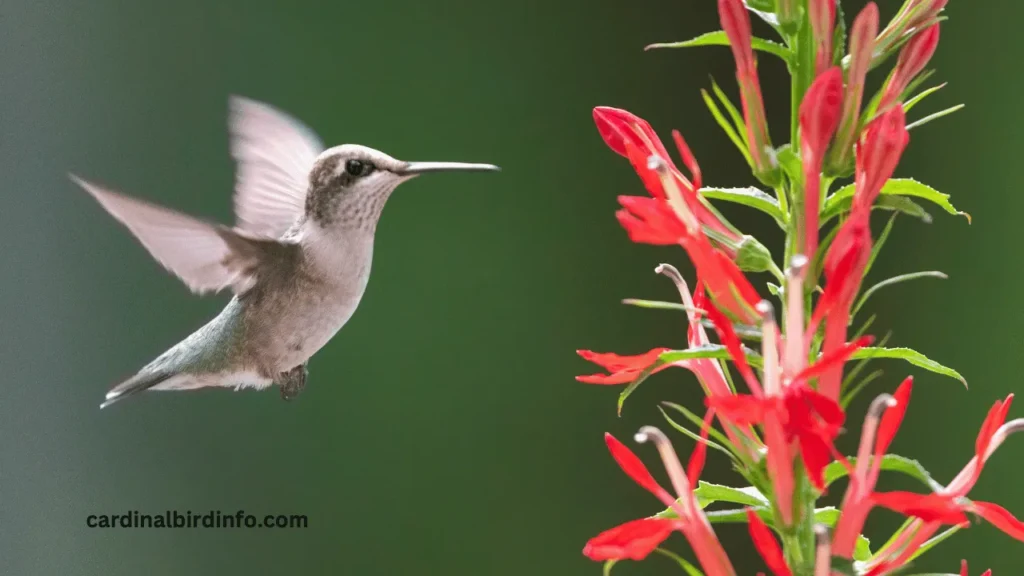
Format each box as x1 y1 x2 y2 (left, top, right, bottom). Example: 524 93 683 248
73 176 280 295
228 96 324 239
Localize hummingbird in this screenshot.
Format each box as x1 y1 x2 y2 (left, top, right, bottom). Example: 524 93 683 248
75 96 499 409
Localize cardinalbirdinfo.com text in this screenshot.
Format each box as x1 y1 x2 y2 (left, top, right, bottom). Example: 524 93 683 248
86 510 308 529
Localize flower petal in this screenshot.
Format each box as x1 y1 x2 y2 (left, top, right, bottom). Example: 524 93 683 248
604 433 673 504
872 491 969 524
875 377 913 457
746 508 793 576
583 517 680 561
971 500 1024 542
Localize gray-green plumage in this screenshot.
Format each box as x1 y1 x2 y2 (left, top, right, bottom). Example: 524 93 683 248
75 96 499 408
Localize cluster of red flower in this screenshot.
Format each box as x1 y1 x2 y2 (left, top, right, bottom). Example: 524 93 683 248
577 1 1014 574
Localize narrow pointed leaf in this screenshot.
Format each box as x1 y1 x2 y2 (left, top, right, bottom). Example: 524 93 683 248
710 79 749 149
645 30 790 62
823 178 969 223
851 347 966 386
617 360 664 416
903 83 946 112
821 194 932 223
700 187 786 227
693 481 769 509
653 549 705 576
702 89 751 164
823 454 942 491
852 271 948 318
906 104 966 131
621 299 692 312
658 406 738 464
659 346 764 368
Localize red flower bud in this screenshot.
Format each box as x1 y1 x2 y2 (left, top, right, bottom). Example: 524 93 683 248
809 0 837 74
718 0 774 177
828 2 878 174
799 67 844 258
880 24 940 110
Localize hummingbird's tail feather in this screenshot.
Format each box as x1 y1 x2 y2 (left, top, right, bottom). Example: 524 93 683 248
100 370 174 409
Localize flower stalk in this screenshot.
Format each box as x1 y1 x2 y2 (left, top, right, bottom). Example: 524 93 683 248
579 2 1000 575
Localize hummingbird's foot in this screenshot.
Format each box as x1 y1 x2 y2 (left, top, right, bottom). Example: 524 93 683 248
278 364 308 401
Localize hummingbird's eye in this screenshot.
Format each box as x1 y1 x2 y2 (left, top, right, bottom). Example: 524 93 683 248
345 159 374 177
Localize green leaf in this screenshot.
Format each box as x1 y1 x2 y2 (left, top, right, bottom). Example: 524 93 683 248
904 524 962 564
852 271 948 318
906 104 966 131
851 347 967 387
646 30 790 61
710 79 749 150
821 193 932 224
698 507 768 523
854 535 872 562
659 346 764 369
701 187 786 227
823 178 970 223
823 454 942 492
775 144 803 185
621 299 692 313
814 507 840 526
661 402 738 458
617 359 664 416
653 549 705 576
702 89 752 165
658 406 738 465
903 83 946 112
693 481 769 509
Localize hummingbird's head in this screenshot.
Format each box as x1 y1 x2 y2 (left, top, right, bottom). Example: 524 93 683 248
305 144 499 231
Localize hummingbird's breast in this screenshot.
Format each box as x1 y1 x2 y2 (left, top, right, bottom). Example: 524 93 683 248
240 230 374 375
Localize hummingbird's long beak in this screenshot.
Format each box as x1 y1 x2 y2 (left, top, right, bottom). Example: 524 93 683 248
398 161 501 175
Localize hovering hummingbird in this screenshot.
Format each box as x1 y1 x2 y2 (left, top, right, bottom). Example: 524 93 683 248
75 96 499 408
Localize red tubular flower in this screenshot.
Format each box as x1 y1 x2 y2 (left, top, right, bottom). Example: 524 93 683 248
576 348 671 385
864 394 1024 573
853 106 911 212
584 517 680 561
828 3 879 174
593 107 739 245
747 509 793 576
809 0 836 74
718 0 774 177
879 24 941 111
832 379 912 558
584 432 737 576
799 67 844 259
875 0 947 61
812 107 908 401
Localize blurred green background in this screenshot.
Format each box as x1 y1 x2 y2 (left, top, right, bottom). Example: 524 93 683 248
0 1 1019 574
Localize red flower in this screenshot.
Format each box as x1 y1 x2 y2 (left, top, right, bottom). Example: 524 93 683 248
812 106 908 401
879 25 940 111
584 432 737 576
583 517 680 561
799 67 844 259
718 0 774 177
809 0 836 74
576 348 670 385
747 509 793 576
709 336 871 491
593 107 739 246
860 394 1024 574
876 0 946 60
828 3 879 173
